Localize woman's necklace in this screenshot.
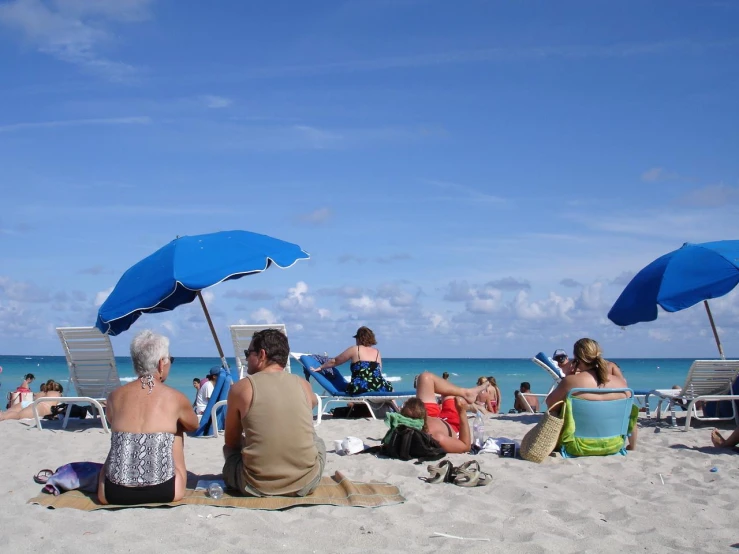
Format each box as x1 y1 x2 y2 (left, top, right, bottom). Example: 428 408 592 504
140 374 155 394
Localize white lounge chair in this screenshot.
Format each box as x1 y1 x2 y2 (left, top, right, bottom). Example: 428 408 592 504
513 391 536 413
33 327 119 432
230 324 291 379
645 360 739 431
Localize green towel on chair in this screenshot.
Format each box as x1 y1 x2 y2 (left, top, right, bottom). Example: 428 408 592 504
558 398 638 457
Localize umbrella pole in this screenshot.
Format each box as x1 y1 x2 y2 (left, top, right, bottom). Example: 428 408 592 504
197 291 229 368
703 300 725 360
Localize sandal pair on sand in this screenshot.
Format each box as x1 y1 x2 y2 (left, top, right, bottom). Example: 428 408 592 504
424 460 492 487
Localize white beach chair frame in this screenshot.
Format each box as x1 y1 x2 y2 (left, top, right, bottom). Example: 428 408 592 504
644 360 739 431
289 352 415 421
34 327 121 432
230 324 291 379
205 393 323 436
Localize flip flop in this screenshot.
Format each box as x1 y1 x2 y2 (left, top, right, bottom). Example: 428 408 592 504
423 460 454 484
33 469 54 484
476 470 493 487
453 460 481 487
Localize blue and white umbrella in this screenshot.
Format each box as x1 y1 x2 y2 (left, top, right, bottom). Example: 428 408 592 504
96 230 309 367
608 240 739 359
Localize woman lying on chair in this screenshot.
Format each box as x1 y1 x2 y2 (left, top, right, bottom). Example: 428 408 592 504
546 338 637 450
97 330 198 505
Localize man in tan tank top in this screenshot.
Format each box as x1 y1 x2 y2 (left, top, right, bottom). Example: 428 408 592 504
222 329 325 497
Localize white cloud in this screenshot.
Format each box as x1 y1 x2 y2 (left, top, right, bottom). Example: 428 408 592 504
0 300 47 338
443 281 474 302
0 276 50 302
346 295 402 317
231 40 730 80
293 125 343 149
422 179 506 204
466 295 502 314
160 320 176 335
202 95 233 109
676 183 739 208
376 283 417 307
648 329 671 342
278 281 315 312
577 282 606 311
0 0 154 81
428 312 449 330
316 286 363 298
0 117 151 133
249 308 277 324
299 207 332 225
513 291 576 321
376 253 412 264
94 286 113 307
641 167 667 182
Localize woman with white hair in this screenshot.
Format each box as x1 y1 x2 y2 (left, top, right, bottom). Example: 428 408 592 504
97 330 198 505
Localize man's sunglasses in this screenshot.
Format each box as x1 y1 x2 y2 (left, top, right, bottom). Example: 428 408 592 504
245 348 259 357
553 355 567 363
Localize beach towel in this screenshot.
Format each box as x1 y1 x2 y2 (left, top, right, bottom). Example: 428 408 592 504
27 471 405 511
558 400 638 457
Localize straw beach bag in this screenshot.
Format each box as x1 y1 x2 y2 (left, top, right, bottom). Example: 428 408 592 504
520 401 565 463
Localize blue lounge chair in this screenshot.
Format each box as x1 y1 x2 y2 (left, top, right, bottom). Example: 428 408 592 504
520 352 565 411
531 352 566 382
192 368 232 438
559 387 635 458
291 353 416 420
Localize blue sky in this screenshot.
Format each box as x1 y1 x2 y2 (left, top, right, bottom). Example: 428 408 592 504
1 0 738 359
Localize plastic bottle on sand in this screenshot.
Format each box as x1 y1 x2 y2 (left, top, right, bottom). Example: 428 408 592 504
473 411 485 448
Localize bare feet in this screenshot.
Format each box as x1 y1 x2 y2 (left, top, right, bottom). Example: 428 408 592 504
711 428 726 448
462 384 488 405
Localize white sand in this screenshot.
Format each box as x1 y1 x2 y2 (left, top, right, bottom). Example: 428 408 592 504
0 413 737 553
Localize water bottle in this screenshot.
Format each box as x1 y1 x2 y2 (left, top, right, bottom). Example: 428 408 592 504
208 482 224 500
473 411 485 448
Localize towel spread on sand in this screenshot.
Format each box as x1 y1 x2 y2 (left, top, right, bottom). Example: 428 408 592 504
27 471 405 511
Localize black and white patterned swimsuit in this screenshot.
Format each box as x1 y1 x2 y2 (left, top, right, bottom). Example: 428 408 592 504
106 432 176 486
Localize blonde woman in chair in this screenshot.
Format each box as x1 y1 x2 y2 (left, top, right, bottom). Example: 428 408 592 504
546 338 637 450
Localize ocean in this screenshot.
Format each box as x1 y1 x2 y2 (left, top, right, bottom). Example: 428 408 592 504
0 355 693 413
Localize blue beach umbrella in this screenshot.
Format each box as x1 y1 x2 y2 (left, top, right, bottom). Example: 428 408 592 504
608 240 739 359
96 230 309 368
